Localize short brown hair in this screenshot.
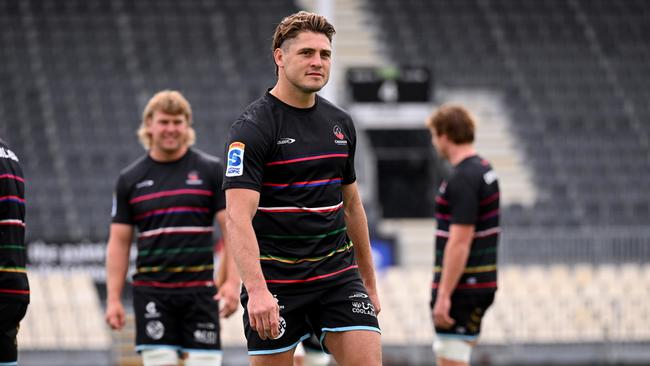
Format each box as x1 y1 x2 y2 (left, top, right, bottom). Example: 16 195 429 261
271 11 336 75
426 105 475 144
137 90 196 149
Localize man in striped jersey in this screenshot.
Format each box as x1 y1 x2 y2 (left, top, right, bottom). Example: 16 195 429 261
224 11 381 366
427 105 500 366
105 91 240 366
0 137 29 366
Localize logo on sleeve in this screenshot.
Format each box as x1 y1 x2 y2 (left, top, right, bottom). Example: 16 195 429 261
277 137 296 145
333 125 347 145
226 142 245 177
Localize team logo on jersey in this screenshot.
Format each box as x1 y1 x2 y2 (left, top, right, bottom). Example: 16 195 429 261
483 170 498 185
186 170 203 185
144 301 161 319
273 317 287 339
193 329 217 344
226 142 245 177
351 301 376 318
438 181 447 194
146 320 165 340
277 137 296 145
0 147 19 162
136 179 154 189
333 125 347 145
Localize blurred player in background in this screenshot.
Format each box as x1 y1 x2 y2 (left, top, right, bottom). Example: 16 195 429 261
0 138 29 366
427 105 500 366
105 90 239 366
224 11 381 366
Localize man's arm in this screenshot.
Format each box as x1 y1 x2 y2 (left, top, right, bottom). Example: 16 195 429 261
342 182 381 314
105 223 133 330
225 188 279 340
214 209 241 318
432 224 474 329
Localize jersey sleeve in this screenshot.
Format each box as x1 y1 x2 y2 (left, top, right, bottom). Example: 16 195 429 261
222 118 270 192
342 116 357 185
446 172 478 225
111 174 133 224
211 160 226 212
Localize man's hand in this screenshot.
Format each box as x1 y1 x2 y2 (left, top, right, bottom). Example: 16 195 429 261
367 287 382 315
215 280 240 318
247 288 280 340
432 296 455 329
105 300 126 330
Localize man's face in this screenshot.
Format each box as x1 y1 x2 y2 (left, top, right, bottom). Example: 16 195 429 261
147 111 190 155
277 31 332 93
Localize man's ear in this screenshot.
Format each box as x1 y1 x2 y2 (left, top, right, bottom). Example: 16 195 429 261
274 48 284 70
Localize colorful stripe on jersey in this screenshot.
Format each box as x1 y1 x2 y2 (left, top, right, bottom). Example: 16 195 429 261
257 202 343 213
0 174 24 183
0 219 25 227
265 264 359 284
435 228 500 238
434 265 497 274
0 196 25 204
263 178 342 189
134 206 211 221
0 244 25 250
129 189 213 204
266 153 348 166
132 280 214 288
0 267 27 273
431 282 497 290
436 247 496 257
137 226 213 239
0 288 29 295
258 226 347 240
435 209 500 222
137 264 214 274
138 245 213 257
260 241 354 264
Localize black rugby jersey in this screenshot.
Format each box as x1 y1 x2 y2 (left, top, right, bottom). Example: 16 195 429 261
223 92 361 290
0 138 29 302
112 148 225 292
433 155 499 296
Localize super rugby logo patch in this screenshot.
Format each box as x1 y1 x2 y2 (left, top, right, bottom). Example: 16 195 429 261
226 142 245 177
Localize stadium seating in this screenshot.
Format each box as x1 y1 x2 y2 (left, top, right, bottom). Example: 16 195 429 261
369 0 650 228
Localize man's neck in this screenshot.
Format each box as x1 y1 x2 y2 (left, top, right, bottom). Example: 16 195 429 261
447 144 476 166
269 81 316 109
149 146 188 163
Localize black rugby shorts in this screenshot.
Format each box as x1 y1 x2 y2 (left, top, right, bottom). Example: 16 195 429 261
242 279 381 355
431 292 495 340
133 287 222 355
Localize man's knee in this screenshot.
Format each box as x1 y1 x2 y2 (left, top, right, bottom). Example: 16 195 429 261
433 337 472 363
185 350 223 366
141 348 178 366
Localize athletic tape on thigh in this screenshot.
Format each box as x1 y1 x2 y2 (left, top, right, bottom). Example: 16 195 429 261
185 351 223 366
432 337 472 363
141 348 178 366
